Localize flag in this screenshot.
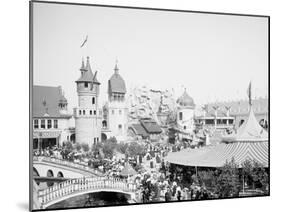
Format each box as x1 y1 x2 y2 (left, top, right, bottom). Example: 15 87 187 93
247 81 252 105
80 35 88 48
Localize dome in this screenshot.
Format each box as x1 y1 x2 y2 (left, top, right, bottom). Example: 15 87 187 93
177 89 195 108
108 63 126 94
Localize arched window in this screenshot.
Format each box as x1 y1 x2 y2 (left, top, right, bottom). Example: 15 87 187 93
84 82 88 88
83 110 85 115
92 97 95 104
102 120 107 128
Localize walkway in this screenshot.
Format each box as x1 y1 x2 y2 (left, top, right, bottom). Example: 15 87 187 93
37 176 137 209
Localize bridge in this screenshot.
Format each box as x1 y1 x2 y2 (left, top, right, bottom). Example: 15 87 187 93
33 156 103 179
37 176 138 209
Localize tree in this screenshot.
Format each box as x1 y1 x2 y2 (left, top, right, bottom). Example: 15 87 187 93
74 143 82 152
117 142 129 155
242 160 269 192
102 141 115 159
252 161 268 192
213 158 240 198
64 141 74 153
107 136 117 143
127 142 145 157
198 170 215 189
81 143 90 152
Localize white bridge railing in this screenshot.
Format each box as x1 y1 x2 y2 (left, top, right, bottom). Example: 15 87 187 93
33 156 102 176
38 176 137 207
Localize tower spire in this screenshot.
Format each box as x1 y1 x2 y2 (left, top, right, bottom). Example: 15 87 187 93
114 59 119 75
80 57 85 70
86 56 92 71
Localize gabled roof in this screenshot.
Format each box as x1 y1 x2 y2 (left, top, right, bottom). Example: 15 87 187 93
140 119 162 134
130 124 149 138
33 85 70 118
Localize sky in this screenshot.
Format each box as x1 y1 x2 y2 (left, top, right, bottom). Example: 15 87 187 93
33 2 268 110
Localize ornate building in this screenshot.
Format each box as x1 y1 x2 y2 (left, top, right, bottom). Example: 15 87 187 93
74 57 102 146
195 97 268 132
102 62 128 142
176 89 195 131
32 85 74 149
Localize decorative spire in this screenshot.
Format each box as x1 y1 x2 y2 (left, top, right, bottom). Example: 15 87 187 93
114 59 119 75
42 99 49 115
85 56 92 71
80 57 85 70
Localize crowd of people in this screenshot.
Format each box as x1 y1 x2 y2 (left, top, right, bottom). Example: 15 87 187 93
33 137 218 203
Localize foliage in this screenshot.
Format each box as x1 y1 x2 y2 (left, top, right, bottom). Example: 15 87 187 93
213 158 240 198
241 159 269 191
74 143 81 151
117 142 129 155
198 170 215 188
63 141 74 153
81 143 90 152
107 136 117 144
101 138 118 159
126 142 145 157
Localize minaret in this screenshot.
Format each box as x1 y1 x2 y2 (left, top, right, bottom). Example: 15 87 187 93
176 88 195 133
107 61 128 142
74 56 102 146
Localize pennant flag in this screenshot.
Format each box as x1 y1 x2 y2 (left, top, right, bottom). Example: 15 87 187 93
247 81 252 105
80 35 88 48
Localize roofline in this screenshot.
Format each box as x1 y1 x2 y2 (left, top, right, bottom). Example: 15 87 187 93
32 115 72 119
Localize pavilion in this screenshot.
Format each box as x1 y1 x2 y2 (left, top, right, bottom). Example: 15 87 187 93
166 101 268 168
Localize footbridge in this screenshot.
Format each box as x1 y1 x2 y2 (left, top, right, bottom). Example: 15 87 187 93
33 156 103 179
37 176 138 209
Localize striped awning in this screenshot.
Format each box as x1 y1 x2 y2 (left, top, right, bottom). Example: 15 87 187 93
166 141 268 168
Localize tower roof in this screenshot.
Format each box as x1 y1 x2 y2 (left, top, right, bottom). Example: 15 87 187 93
177 89 195 108
108 62 126 94
76 57 100 84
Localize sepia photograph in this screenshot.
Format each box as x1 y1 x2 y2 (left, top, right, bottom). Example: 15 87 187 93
30 1 269 211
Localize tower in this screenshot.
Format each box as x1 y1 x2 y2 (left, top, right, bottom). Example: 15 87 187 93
74 57 102 146
107 61 128 141
176 88 195 133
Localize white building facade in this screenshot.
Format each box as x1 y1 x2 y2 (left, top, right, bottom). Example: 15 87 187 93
74 57 102 146
106 63 128 142
32 85 74 149
176 89 195 139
